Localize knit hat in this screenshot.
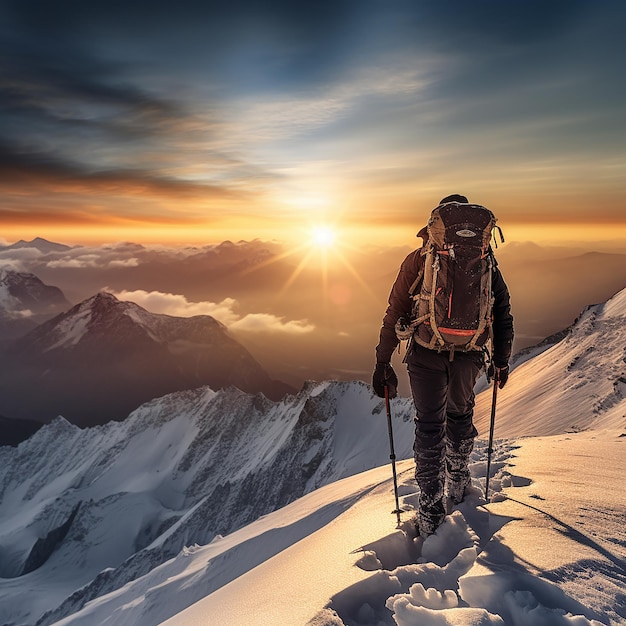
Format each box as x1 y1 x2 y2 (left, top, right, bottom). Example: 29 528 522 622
439 194 468 204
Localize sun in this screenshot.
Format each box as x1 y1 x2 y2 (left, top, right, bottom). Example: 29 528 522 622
310 225 336 249
239 219 379 302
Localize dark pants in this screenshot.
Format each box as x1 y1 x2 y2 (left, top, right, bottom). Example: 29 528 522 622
407 344 482 509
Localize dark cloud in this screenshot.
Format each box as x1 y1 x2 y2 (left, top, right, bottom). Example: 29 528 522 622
0 138 245 195
410 0 589 46
0 0 359 93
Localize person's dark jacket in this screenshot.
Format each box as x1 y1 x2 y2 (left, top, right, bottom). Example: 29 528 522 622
375 246 514 368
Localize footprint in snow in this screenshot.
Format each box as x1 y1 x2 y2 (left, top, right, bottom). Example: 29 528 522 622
308 440 602 626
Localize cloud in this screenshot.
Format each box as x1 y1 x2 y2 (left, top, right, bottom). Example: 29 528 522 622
110 289 238 323
46 254 101 269
7 308 34 319
0 247 43 259
108 258 140 268
0 248 43 270
0 259 25 271
230 313 315 334
0 140 247 200
110 288 315 334
46 254 139 269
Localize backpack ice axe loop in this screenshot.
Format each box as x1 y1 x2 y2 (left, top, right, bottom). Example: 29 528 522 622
384 385 403 526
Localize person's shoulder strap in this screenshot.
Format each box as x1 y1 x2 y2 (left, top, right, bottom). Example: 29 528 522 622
407 248 426 296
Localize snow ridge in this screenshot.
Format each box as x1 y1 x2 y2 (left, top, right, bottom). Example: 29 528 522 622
474 286 626 438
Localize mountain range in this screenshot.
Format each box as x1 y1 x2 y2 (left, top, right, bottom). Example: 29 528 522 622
0 380 416 626
0 286 623 625
0 291 293 430
0 237 73 254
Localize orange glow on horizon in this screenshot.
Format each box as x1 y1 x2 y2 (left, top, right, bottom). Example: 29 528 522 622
2 217 626 250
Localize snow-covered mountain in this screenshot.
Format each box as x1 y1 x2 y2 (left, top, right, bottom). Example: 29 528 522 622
0 381 415 625
0 268 71 340
0 292 293 427
0 287 624 626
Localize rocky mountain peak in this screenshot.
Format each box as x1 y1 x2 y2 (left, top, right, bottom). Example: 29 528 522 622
0 291 294 425
77 291 129 322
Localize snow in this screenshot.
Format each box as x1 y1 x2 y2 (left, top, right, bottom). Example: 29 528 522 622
44 306 91 350
473 287 626 438
0 381 415 626
0 287 625 626
600 286 626 319
53 430 624 626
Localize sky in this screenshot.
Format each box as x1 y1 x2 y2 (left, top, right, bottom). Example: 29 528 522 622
1 0 626 247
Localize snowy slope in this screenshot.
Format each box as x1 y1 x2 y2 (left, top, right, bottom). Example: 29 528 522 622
474 286 626 438
50 429 625 626
166 429 626 626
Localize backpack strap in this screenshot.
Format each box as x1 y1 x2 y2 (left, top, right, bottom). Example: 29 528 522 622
408 268 424 298
407 247 427 297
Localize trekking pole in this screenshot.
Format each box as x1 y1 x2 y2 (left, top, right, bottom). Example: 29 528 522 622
484 372 499 503
384 385 403 525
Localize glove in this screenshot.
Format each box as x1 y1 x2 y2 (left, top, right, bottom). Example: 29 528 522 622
487 363 509 389
372 363 398 399
394 316 414 341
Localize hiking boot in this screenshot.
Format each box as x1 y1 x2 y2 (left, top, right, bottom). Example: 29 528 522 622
445 435 474 505
416 497 445 538
446 474 471 505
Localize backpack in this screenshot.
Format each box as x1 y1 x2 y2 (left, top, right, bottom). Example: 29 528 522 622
402 201 502 357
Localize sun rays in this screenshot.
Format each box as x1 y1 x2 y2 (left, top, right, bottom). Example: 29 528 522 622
237 221 380 306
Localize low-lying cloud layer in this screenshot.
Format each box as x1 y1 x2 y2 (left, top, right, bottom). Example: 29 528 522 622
110 288 315 334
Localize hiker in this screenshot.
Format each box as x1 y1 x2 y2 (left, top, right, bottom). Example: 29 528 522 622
372 194 514 538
